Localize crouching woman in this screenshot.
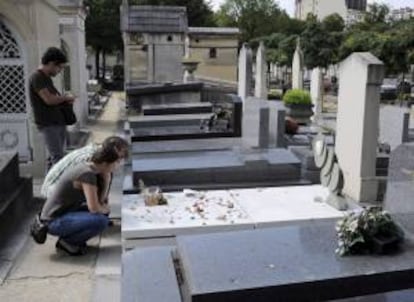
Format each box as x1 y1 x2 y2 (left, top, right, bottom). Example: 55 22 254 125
39 142 126 256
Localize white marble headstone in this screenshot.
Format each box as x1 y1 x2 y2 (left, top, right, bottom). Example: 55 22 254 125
254 41 268 99
310 67 323 120
238 43 253 102
292 39 304 90
336 52 384 202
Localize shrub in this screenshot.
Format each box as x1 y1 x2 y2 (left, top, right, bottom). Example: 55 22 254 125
268 89 282 100
282 89 312 105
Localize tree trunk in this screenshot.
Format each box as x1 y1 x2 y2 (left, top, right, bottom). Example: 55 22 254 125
102 49 107 81
95 48 101 79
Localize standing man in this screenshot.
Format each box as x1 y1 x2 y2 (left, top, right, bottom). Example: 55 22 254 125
29 47 76 170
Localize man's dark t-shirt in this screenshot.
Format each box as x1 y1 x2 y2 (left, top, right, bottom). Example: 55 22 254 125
29 70 65 127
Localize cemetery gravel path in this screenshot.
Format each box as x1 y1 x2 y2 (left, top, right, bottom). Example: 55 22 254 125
0 92 125 302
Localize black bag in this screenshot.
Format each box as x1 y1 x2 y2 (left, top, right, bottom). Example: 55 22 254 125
30 213 48 244
61 103 77 125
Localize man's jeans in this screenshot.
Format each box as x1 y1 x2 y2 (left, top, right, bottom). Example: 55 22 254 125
47 211 108 246
38 125 66 170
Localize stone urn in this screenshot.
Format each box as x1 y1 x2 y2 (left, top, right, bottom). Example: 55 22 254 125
283 89 314 125
285 103 314 125
182 58 199 83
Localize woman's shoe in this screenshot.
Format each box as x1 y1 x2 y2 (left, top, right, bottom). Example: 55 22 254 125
55 239 87 256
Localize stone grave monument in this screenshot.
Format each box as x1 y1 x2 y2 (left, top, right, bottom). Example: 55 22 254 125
310 67 323 121
335 52 384 203
254 41 268 99
292 38 304 90
237 43 253 102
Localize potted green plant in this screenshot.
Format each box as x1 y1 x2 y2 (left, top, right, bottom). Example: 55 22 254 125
282 89 313 124
335 207 404 256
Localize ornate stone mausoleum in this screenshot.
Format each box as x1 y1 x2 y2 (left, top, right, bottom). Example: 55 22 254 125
120 1 239 86
0 0 88 177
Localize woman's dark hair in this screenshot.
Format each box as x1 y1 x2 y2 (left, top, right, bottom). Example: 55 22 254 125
41 47 68 65
91 136 129 164
102 136 129 159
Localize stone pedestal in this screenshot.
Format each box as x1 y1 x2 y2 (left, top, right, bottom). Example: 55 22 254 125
182 60 199 83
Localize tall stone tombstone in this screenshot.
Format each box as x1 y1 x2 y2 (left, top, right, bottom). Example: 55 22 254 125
335 52 384 202
292 38 304 90
237 43 253 102
254 41 268 99
310 67 323 121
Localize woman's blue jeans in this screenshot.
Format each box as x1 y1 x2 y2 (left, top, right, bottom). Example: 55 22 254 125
47 211 108 246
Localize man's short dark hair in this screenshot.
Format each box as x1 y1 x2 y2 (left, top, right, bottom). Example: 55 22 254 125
41 47 68 65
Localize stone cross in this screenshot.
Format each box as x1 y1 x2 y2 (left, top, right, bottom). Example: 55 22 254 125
310 67 323 121
335 52 384 202
254 41 268 99
292 38 304 90
237 43 253 102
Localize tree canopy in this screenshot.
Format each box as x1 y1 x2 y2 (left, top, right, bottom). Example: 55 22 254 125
84 0 123 54
215 0 291 42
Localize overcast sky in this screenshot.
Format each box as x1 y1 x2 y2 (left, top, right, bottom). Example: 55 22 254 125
209 0 414 15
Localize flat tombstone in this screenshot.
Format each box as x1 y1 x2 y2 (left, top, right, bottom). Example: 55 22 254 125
335 53 384 202
379 106 410 151
177 219 414 302
242 98 285 149
384 143 414 222
122 247 181 302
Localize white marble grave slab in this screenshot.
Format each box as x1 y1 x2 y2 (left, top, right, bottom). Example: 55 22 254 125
122 186 346 248
235 185 345 228
122 190 255 240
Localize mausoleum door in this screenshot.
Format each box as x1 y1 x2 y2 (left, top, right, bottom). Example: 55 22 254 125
0 20 31 161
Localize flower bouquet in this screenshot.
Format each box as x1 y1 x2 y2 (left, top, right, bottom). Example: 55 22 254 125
336 207 404 256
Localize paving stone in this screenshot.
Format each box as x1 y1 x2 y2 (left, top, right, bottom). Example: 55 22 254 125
122 246 181 302
91 275 120 302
